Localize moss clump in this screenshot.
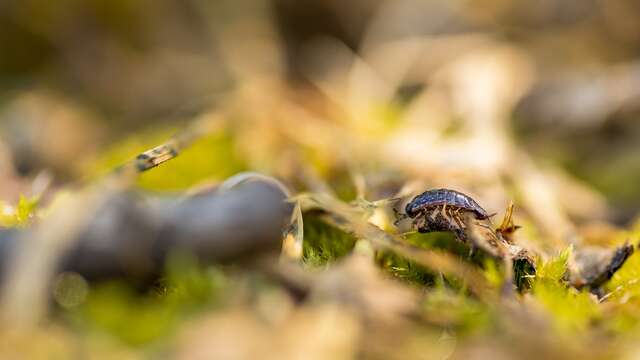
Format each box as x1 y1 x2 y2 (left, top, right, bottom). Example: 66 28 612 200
376 250 436 286
302 215 357 267
533 247 601 333
69 252 226 346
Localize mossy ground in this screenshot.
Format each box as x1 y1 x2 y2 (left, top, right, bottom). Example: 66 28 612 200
2 124 640 358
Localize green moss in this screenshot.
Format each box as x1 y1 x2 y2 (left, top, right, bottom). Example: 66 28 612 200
423 281 493 334
404 232 470 257
482 259 503 288
378 232 478 287
377 250 435 286
533 247 601 334
604 302 640 335
537 246 572 282
533 280 600 334
331 173 358 202
302 215 357 267
71 252 225 346
606 251 640 301
76 282 176 346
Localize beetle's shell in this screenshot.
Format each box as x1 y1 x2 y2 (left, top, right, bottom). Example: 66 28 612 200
405 188 489 219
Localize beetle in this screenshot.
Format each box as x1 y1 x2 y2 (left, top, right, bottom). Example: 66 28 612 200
399 188 492 241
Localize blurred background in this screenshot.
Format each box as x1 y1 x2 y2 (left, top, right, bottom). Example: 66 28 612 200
3 1 640 358
2 0 640 215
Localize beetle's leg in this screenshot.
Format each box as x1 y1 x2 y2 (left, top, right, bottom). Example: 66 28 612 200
414 214 430 233
446 207 456 224
460 210 468 228
440 203 448 220
447 209 467 242
449 208 463 228
392 205 399 217
446 205 455 220
441 205 448 223
473 220 502 243
411 212 423 229
445 206 460 231
429 206 438 221
452 209 465 229
473 220 494 231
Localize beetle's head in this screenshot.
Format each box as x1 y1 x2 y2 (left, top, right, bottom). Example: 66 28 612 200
404 202 420 218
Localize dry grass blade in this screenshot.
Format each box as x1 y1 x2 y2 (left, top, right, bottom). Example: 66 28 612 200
282 201 304 261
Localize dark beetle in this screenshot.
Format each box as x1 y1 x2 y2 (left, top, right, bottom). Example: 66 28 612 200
405 189 489 219
401 188 491 241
